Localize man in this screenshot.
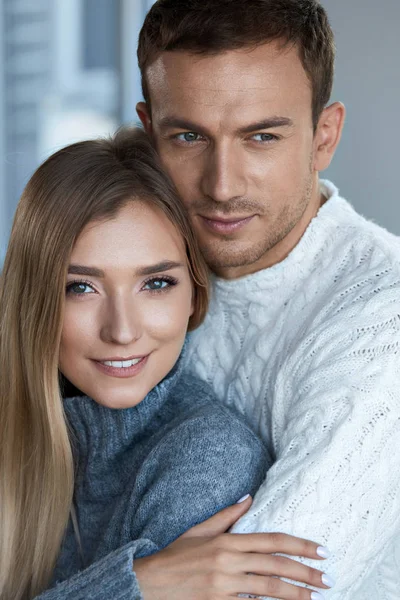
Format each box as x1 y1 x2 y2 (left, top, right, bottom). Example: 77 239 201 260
135 1 400 598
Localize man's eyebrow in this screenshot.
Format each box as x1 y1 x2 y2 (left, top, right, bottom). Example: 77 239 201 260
237 117 294 135
136 260 184 276
157 116 294 135
68 265 104 277
158 116 208 134
68 261 184 278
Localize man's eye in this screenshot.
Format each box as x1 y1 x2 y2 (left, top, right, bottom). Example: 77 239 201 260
251 133 276 142
175 132 202 143
66 281 95 295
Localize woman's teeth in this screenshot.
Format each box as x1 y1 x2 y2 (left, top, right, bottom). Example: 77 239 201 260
101 358 142 368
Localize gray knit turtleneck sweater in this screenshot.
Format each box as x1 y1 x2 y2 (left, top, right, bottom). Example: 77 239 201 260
36 354 269 600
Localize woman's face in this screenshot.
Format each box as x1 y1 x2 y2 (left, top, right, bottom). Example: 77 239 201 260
59 201 194 409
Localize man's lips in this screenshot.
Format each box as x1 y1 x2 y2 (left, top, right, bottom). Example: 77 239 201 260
199 215 255 234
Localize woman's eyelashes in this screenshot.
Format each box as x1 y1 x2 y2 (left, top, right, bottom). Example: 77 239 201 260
66 276 179 297
141 275 178 293
66 280 96 296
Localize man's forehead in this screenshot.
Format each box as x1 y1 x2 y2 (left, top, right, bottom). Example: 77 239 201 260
145 43 311 106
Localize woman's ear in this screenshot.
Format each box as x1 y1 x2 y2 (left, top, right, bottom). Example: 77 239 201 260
313 102 346 172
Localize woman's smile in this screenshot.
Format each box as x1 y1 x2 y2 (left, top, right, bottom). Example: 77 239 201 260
91 354 150 378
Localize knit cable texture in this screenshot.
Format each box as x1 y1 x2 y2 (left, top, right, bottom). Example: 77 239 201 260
186 181 400 599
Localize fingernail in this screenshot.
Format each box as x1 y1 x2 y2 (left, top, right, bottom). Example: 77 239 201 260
236 493 250 503
321 573 336 588
311 593 325 600
316 546 331 558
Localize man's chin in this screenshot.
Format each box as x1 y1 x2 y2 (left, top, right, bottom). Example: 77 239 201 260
199 242 265 275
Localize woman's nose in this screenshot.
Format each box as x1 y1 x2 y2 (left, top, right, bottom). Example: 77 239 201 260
100 295 142 345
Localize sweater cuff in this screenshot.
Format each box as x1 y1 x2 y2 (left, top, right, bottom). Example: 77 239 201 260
36 539 158 600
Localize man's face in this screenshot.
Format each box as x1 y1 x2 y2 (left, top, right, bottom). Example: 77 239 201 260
138 42 339 279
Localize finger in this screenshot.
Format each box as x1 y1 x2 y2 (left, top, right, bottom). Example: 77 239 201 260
234 573 324 600
225 531 330 560
181 495 253 538
238 554 333 590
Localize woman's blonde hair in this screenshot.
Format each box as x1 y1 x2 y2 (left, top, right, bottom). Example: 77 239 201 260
0 127 209 599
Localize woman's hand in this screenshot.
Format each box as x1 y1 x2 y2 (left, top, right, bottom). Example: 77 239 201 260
134 495 333 600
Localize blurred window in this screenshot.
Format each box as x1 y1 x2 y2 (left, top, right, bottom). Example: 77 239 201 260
0 0 154 264
83 0 118 71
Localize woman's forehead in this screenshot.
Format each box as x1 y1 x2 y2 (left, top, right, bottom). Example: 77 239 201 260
70 202 187 274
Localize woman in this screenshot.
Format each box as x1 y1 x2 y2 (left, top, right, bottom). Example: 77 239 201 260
0 128 332 600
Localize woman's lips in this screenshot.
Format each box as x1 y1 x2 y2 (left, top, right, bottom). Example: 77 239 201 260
92 354 149 378
200 215 254 234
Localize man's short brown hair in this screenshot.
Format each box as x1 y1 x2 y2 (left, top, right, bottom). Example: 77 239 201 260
137 0 335 130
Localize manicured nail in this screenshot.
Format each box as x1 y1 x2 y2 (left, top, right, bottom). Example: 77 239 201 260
321 573 336 588
316 546 331 558
236 493 250 503
311 593 325 600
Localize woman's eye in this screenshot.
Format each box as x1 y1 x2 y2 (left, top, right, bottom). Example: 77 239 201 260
142 277 177 292
66 282 95 295
175 132 202 143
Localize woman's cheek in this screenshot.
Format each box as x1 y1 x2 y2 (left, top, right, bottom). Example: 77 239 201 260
61 303 97 358
143 294 192 339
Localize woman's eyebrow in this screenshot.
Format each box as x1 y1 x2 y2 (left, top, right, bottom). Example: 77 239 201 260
68 265 104 277
136 261 184 276
67 261 184 278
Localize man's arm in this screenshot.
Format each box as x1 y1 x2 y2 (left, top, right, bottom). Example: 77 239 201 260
232 287 400 598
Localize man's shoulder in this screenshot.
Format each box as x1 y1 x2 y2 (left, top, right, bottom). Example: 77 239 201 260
302 185 400 315
316 183 396 270
285 195 400 373
299 217 400 345
328 211 400 301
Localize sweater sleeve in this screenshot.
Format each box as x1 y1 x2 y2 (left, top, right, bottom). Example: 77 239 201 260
231 285 400 598
34 539 157 600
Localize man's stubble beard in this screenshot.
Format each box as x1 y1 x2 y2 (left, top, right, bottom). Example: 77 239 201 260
196 172 314 273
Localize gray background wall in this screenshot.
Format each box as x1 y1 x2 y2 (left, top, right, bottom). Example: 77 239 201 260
322 0 400 233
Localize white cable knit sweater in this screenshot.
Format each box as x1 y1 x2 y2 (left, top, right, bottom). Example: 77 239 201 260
186 181 400 599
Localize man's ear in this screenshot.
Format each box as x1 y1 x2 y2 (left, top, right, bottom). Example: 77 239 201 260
313 102 346 172
136 102 152 134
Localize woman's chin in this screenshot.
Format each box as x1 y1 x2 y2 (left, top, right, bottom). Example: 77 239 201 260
90 390 147 410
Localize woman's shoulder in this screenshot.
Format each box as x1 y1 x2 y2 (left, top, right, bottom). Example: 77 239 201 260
164 372 268 458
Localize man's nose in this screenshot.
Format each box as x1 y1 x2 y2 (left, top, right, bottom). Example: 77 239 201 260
200 143 246 203
100 295 142 346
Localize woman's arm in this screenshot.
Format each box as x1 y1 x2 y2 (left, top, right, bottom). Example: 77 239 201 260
129 403 333 599
34 539 157 600
36 499 330 600
37 401 331 599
